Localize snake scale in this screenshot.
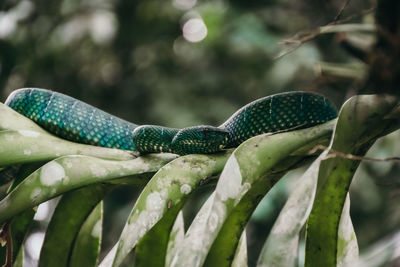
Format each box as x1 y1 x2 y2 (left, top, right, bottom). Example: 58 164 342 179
5 88 338 155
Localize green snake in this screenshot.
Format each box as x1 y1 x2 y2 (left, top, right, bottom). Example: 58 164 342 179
5 88 337 155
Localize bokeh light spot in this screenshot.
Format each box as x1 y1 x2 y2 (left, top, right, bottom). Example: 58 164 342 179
0 13 17 38
89 11 117 44
0 0 34 39
182 18 207 43
173 0 197 10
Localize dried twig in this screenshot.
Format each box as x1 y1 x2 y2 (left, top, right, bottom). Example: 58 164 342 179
333 0 352 22
309 145 400 162
275 6 375 59
0 221 13 267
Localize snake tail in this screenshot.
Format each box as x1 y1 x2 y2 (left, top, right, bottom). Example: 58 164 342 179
5 88 138 150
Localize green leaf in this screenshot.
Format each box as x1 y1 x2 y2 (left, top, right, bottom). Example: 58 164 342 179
165 211 185 267
7 163 44 192
0 130 135 167
134 200 182 267
0 164 38 265
172 119 335 267
257 150 329 267
0 153 176 224
171 192 215 267
2 210 35 263
232 230 247 267
0 165 21 186
0 103 49 133
39 184 111 267
0 103 135 166
13 246 23 267
104 151 231 267
70 201 104 267
305 94 400 267
337 195 358 266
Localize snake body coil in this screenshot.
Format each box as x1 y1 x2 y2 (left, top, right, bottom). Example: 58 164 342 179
5 88 337 155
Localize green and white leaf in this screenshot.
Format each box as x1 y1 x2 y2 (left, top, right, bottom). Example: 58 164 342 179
104 151 231 267
306 94 400 266
165 211 185 267
38 185 109 267
232 230 247 267
0 104 135 167
0 153 176 224
337 194 359 266
172 119 335 267
257 150 329 267
70 200 104 267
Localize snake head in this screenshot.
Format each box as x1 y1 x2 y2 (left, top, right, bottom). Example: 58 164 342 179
171 126 229 155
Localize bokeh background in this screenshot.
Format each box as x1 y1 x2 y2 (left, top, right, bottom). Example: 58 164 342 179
1 0 399 266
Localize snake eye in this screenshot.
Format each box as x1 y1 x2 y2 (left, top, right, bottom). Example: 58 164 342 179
171 125 229 155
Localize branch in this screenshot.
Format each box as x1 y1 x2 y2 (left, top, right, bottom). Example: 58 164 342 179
361 0 400 95
309 145 400 162
0 221 12 267
275 7 375 59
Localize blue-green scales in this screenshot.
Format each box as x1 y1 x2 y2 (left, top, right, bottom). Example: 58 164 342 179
5 88 338 155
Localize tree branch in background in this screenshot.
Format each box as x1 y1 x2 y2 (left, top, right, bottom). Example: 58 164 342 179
309 145 400 163
274 7 375 59
362 0 400 95
333 0 352 22
275 6 375 59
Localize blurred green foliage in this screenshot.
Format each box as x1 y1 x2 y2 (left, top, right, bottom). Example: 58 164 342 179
0 0 370 127
0 0 399 266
